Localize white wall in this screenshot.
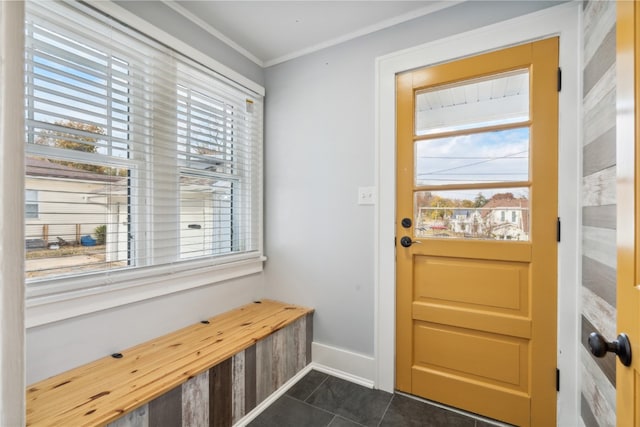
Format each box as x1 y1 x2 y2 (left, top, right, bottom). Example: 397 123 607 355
263 0 562 362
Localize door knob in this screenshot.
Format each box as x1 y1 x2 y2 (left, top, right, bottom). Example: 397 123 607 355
588 332 632 367
400 236 421 248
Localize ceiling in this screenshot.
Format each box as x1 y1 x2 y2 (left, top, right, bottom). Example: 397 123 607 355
163 1 458 67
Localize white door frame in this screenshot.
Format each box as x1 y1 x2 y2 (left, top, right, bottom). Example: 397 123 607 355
374 2 581 425
0 1 26 425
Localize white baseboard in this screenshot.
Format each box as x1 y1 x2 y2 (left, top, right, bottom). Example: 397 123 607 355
310 362 374 389
311 341 375 388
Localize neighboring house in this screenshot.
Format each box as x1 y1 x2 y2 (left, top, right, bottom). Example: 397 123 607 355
25 157 119 249
25 157 231 275
449 208 484 237
480 193 529 241
419 194 529 240
178 175 234 259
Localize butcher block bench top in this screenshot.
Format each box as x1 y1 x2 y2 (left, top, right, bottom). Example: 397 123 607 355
26 299 313 427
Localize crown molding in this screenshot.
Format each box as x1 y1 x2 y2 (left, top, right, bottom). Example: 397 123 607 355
162 1 461 68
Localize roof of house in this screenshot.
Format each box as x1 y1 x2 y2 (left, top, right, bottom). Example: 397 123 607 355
481 193 529 210
26 157 121 183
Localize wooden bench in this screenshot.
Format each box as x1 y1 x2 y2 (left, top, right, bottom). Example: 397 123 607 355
26 299 313 427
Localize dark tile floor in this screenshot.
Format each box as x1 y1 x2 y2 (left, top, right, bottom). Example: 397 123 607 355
248 370 508 427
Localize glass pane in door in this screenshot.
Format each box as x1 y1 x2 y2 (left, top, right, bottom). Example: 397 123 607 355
415 69 529 136
415 127 530 186
414 188 530 241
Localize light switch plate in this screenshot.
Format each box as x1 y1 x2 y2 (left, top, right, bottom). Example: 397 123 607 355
358 187 376 205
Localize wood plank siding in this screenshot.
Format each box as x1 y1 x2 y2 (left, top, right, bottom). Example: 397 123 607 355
581 1 617 425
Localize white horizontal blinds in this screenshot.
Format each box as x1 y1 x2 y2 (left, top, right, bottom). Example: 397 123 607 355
24 0 263 285
25 1 136 281
176 62 261 259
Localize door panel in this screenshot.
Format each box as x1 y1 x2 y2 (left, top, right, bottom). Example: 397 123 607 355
414 324 527 386
414 257 528 311
396 38 558 426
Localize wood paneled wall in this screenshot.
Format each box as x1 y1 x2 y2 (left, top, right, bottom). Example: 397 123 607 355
106 313 312 427
581 1 617 425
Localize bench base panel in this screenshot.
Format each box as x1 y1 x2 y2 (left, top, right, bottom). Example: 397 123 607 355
107 313 313 427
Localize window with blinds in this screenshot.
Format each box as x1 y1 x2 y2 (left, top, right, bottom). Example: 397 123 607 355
24 1 263 295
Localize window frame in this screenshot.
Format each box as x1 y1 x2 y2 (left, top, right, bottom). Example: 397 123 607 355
24 0 265 328
25 189 39 219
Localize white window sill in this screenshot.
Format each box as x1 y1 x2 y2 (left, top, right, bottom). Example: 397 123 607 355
25 256 266 328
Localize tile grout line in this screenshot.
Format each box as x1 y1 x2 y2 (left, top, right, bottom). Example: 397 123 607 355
330 415 369 427
284 394 338 420
298 379 370 427
302 374 330 402
281 373 344 426
375 393 395 427
303 373 386 427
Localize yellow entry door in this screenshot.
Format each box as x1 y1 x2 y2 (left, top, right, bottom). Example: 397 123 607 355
610 1 640 425
395 38 559 426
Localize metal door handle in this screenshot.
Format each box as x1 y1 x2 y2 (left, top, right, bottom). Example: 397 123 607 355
588 332 632 366
400 236 421 248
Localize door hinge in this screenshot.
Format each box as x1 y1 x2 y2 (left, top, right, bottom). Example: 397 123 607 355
557 217 561 242
556 368 560 391
557 67 562 92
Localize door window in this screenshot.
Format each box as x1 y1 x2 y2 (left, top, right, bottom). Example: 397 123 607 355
413 70 531 241
415 69 529 136
414 188 529 240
